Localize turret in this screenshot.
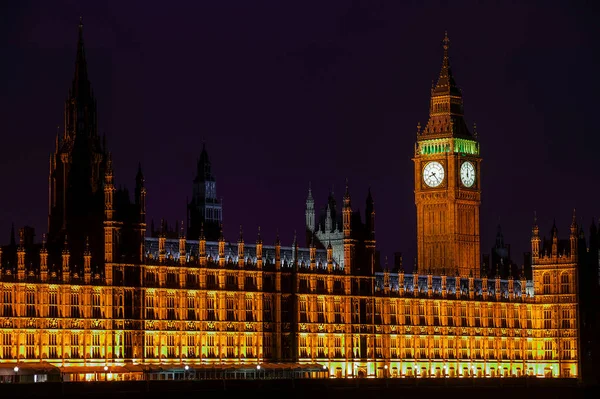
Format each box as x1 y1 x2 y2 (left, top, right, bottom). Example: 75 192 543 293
104 153 116 263
84 236 92 283
218 224 225 267
40 234 48 282
531 212 540 260
305 182 315 244
383 262 390 295
441 268 447 298
179 221 186 265
256 227 263 269
570 209 578 260
158 220 166 263
62 236 71 282
455 269 461 299
520 268 527 299
199 223 207 266
495 265 501 301
326 241 333 272
551 219 558 258
136 163 147 261
17 228 25 280
342 179 352 274
238 225 244 268
275 231 281 271
104 153 115 221
309 235 316 271
135 163 146 221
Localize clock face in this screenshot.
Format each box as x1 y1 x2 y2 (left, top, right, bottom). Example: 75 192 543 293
423 161 445 187
460 161 475 187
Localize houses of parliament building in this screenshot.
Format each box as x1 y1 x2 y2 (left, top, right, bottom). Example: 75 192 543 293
1 21 598 382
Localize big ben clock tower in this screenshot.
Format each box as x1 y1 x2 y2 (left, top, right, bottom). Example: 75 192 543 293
414 32 481 278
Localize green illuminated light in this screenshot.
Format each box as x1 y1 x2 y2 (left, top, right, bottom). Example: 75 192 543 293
419 139 479 156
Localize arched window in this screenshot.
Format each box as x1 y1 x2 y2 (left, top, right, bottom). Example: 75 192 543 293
543 273 551 294
560 273 570 294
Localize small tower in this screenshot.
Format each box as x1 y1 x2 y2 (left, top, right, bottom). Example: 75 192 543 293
218 224 225 267
84 236 92 284
256 227 263 269
238 225 244 268
40 234 48 282
342 179 352 275
275 231 281 271
326 241 333 273
104 153 116 263
179 221 186 265
62 235 71 282
17 228 26 280
199 223 207 266
570 209 578 260
551 219 559 259
305 182 315 246
135 162 147 262
309 235 316 271
531 212 541 261
158 220 166 263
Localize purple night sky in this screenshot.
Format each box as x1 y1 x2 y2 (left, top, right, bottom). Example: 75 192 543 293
0 1 598 266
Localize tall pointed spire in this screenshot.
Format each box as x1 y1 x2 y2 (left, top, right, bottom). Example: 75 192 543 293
419 31 471 138
72 17 90 97
432 31 460 97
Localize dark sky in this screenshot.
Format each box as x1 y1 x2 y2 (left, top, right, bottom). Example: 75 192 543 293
1 0 599 267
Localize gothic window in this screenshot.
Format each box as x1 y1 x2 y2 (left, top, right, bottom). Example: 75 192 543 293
543 273 551 294
146 294 155 319
91 334 101 359
167 334 176 358
207 335 216 358
560 273 570 294
1 290 13 317
2 333 12 359
245 296 254 322
226 295 235 321
49 291 58 318
26 333 35 359
71 292 80 318
92 291 102 318
71 334 80 359
187 335 196 358
207 294 216 321
389 302 397 325
562 340 572 360
25 290 36 317
187 295 196 321
226 335 235 358
145 334 154 358
167 294 176 320
544 340 553 360
246 335 254 358
561 308 572 329
48 333 58 359
543 309 552 329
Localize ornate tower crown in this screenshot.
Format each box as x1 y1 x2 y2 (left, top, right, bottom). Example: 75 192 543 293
419 32 472 140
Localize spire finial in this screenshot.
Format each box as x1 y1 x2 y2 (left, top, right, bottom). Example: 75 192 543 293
200 222 205 240
257 226 261 241
239 225 243 241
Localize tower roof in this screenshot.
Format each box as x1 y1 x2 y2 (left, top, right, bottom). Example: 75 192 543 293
418 32 472 139
432 32 462 97
72 17 91 98
195 142 214 182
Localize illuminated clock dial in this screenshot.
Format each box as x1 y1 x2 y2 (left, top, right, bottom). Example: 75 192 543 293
460 161 475 187
423 161 445 187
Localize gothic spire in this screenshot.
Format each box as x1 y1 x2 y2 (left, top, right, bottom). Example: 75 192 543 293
72 17 90 97
432 31 461 97
419 32 471 138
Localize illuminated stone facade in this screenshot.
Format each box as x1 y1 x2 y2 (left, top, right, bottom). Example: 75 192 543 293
0 25 580 379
